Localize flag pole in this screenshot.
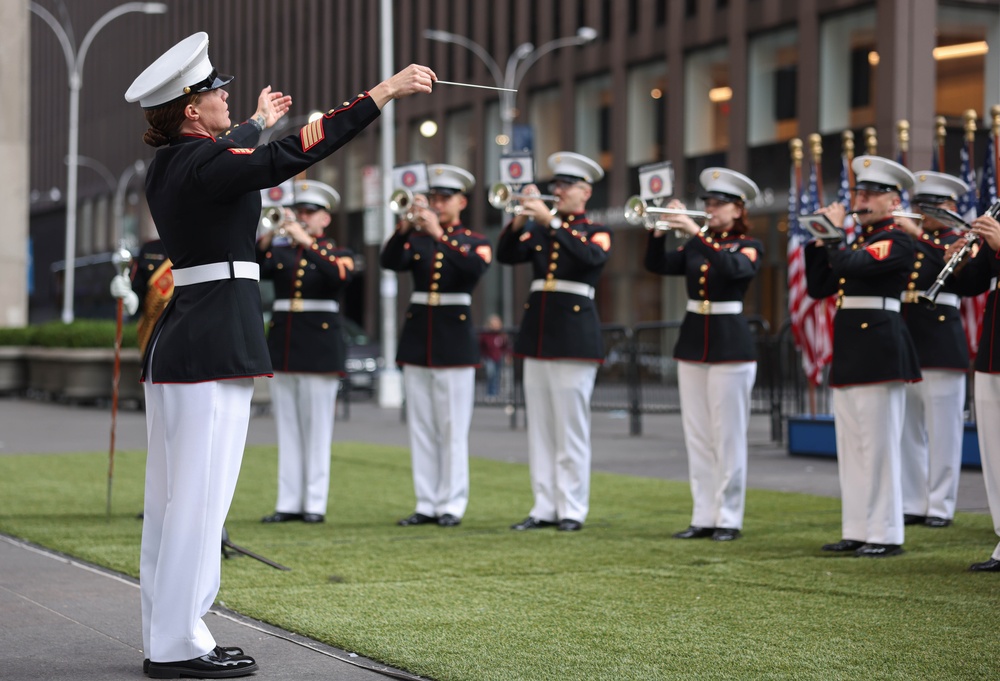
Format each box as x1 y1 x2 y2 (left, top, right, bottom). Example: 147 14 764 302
789 138 816 416
897 119 910 168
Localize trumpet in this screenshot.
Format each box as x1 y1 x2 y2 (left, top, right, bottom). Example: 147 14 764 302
259 206 290 238
623 196 709 235
488 182 558 216
919 200 1000 305
388 187 429 225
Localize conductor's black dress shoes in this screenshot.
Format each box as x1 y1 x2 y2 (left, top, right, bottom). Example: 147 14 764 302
146 648 257 678
144 647 245 674
969 557 1000 572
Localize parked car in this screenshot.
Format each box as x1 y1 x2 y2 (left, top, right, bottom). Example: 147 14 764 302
342 318 382 395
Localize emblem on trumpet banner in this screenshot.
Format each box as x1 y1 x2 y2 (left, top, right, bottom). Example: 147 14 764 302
638 161 674 202
392 162 430 194
500 153 534 186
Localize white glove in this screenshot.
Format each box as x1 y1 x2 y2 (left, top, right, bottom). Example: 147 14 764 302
110 275 139 316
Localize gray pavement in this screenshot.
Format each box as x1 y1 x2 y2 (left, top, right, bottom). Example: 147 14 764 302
0 394 991 679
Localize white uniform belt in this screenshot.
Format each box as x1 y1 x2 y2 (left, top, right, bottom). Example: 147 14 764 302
686 300 743 315
410 292 472 306
992 277 998 290
900 291 960 308
273 299 339 313
171 261 260 286
839 295 901 312
529 279 595 299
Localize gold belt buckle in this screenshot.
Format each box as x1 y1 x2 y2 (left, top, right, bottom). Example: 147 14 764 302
290 299 304 312
543 279 557 292
700 300 711 314
427 292 440 306
902 291 918 304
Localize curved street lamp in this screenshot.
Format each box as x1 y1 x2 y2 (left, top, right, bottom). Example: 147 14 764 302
29 1 167 323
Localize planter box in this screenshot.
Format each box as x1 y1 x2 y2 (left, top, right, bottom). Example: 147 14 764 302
788 414 981 469
0 346 28 393
25 347 143 404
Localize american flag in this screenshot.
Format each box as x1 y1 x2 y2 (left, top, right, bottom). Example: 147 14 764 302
787 159 834 386
979 135 998 214
958 142 986 358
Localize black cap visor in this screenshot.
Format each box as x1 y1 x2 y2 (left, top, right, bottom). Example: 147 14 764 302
428 187 462 196
913 194 952 206
552 174 589 185
699 191 742 203
853 181 899 194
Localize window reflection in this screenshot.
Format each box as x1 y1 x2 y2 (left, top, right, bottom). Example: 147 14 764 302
936 6 999 118
748 28 799 146
575 74 613 170
627 61 667 166
819 8 876 133
685 46 730 156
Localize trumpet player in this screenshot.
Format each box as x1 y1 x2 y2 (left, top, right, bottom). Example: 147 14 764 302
257 180 353 525
498 151 610 533
940 203 1000 571
380 164 491 528
895 172 971 530
644 168 763 542
805 155 921 558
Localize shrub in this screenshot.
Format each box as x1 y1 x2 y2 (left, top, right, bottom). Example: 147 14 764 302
0 320 139 349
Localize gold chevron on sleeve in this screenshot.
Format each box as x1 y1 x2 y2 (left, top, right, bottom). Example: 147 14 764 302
300 118 326 152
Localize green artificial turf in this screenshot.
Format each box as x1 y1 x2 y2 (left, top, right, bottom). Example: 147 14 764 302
1 443 998 680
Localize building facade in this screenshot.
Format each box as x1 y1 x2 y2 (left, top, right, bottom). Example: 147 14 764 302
18 0 1000 339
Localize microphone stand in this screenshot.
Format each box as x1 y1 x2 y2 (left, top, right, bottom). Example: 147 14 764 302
221 527 290 570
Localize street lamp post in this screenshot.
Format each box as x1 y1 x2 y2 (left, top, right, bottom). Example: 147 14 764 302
423 26 598 326
29 1 167 324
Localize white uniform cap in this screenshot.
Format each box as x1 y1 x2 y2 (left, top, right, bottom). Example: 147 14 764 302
292 180 340 212
699 167 760 203
125 32 233 109
547 151 605 184
851 155 915 193
427 164 476 195
911 170 969 204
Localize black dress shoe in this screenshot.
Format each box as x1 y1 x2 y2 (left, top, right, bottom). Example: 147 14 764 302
968 557 1000 572
557 519 583 532
437 513 461 527
924 516 952 528
903 514 926 526
855 543 904 557
821 539 864 552
144 647 245 674
510 516 558 531
302 513 324 523
711 528 741 541
261 511 303 523
146 649 257 679
672 526 714 539
397 512 437 526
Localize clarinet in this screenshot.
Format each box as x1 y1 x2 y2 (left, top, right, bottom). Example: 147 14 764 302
919 200 1000 305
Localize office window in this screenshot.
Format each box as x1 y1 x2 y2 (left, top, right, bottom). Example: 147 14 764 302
408 120 436 166
575 74 613 170
529 86 562 173
748 28 799 146
445 108 474 172
819 8 876 133
627 61 668 166
342 143 366 212
684 45 730 156
936 5 1000 119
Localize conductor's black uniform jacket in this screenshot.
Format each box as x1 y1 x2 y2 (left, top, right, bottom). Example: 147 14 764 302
142 94 381 383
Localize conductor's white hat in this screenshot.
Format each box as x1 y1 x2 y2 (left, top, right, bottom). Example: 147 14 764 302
125 32 233 109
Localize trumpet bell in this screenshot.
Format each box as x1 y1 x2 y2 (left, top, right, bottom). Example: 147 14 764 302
623 196 649 226
388 188 414 215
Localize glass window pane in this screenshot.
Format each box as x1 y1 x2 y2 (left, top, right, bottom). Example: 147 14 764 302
936 6 1000 118
748 28 799 146
483 100 502 188
445 108 474 171
528 86 561 174
684 45 730 156
575 74 613 168
408 120 436 165
819 8 876 133
627 61 667 166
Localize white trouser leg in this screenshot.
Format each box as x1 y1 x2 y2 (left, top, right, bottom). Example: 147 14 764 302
549 360 598 523
900 381 930 517
301 374 339 515
141 378 253 663
923 370 966 520
523 358 558 522
404 366 439 517
430 367 474 518
272 373 304 514
834 383 905 545
678 361 755 530
974 372 1000 560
